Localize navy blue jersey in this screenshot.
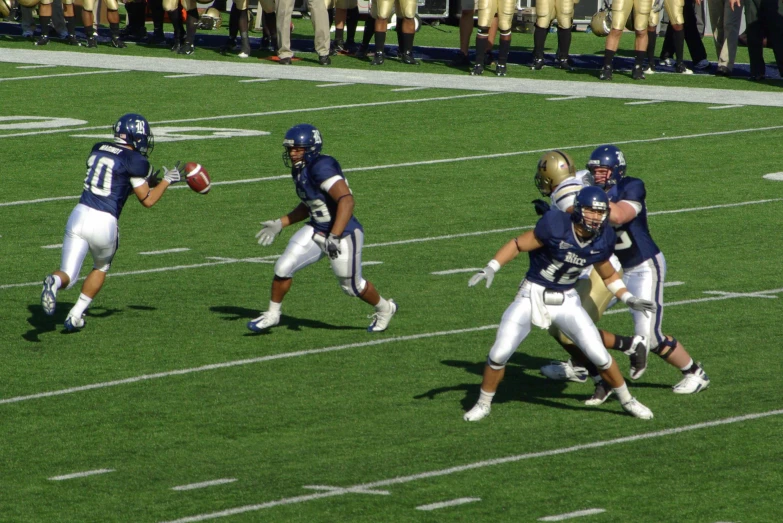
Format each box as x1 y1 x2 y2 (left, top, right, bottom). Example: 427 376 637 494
292 155 361 235
79 142 150 219
606 176 660 268
526 210 617 291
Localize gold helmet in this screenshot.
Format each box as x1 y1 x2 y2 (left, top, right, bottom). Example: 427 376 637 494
590 10 611 37
535 150 576 197
199 7 222 29
0 0 10 18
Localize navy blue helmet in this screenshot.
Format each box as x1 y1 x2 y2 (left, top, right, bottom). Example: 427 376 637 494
282 124 323 167
586 145 626 189
572 186 610 236
113 113 154 157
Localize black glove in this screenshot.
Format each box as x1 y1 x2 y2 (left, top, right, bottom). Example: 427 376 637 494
532 199 551 216
325 233 342 259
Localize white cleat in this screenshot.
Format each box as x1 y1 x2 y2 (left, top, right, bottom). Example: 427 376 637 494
64 314 85 332
621 397 654 419
673 364 710 394
367 299 397 333
540 359 588 383
41 275 58 316
463 402 491 422
247 311 281 332
626 335 650 380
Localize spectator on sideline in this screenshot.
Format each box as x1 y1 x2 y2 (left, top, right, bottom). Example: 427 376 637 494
660 0 708 70
276 0 331 64
736 0 783 80
707 0 742 76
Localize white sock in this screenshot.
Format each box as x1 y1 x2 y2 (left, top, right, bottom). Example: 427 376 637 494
679 358 694 372
268 301 282 314
478 388 495 405
69 293 92 318
375 297 390 313
52 274 62 291
612 383 632 403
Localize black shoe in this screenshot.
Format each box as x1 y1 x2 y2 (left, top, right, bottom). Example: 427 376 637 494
400 51 419 65
554 56 573 71
319 54 331 65
355 45 368 59
484 50 494 67
674 62 693 74
170 40 182 52
177 43 194 55
599 65 613 81
715 65 731 77
35 35 50 46
626 336 649 380
333 38 346 52
632 64 646 80
238 44 252 59
749 73 766 81
329 45 338 56
64 34 81 46
219 38 237 55
278 56 292 65
148 31 166 45
371 51 384 65
470 63 484 76
585 380 613 406
86 37 97 48
449 51 470 67
111 36 126 48
530 57 544 70
495 63 507 76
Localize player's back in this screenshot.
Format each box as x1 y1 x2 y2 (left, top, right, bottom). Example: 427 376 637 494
79 142 150 219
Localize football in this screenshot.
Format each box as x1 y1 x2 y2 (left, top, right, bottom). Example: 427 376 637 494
184 162 211 194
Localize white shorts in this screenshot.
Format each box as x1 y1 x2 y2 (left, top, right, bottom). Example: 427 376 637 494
60 203 119 288
622 252 667 346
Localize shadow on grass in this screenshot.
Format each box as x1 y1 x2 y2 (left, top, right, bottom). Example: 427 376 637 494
210 305 365 334
23 303 128 342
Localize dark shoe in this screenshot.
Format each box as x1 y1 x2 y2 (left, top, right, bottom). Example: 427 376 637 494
530 57 544 70
63 34 81 46
449 51 470 67
585 380 613 406
148 30 166 45
749 73 766 81
470 63 484 76
318 54 331 65
333 38 346 52
329 45 338 56
495 63 507 76
219 38 236 55
675 62 693 74
278 56 292 65
626 335 649 380
371 51 385 65
599 65 613 80
632 65 645 80
111 36 126 48
400 51 419 65
35 35 50 46
715 65 732 77
484 50 494 67
86 37 97 48
177 43 194 55
170 40 182 52
554 56 573 71
354 45 368 59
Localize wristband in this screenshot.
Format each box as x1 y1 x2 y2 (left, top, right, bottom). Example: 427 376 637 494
488 260 502 272
618 291 633 304
606 279 626 295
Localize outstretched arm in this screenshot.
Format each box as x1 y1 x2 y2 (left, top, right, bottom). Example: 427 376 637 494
469 231 543 288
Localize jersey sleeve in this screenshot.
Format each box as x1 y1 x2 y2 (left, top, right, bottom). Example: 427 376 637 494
550 177 583 212
533 212 555 243
310 156 344 192
125 153 151 180
619 178 646 206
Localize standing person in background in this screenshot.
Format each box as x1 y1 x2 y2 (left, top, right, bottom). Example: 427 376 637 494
660 0 708 70
35 0 80 46
470 0 515 76
276 0 331 64
449 0 498 69
707 0 742 76
736 0 783 80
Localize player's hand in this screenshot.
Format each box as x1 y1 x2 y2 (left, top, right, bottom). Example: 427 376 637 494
532 199 551 216
162 161 182 184
325 233 342 259
469 265 497 289
626 296 655 317
256 219 283 246
146 167 161 188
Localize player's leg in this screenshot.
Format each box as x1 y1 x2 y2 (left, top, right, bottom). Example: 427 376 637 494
43 205 93 316
222 3 242 53
531 0 553 69
600 0 634 79
493 0 513 74
179 0 200 54
372 0 393 64
630 0 651 78
163 0 185 51
104 0 127 47
235 0 252 57
470 0 496 74
449 0 474 66
554 0 574 69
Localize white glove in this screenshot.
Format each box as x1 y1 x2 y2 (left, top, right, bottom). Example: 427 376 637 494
256 219 283 246
625 296 656 317
162 161 182 184
468 260 501 289
325 233 342 259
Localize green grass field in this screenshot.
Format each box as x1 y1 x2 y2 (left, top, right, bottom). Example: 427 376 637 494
1 50 782 523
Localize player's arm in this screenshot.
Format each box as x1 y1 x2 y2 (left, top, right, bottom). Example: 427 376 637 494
468 231 543 288
256 203 310 246
326 179 354 237
595 260 655 316
282 202 310 227
608 200 639 225
134 178 170 208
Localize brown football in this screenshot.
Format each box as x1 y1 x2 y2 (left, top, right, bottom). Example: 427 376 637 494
184 162 211 194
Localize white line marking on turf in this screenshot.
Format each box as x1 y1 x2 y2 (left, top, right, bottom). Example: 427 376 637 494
41 243 63 249
172 479 238 491
361 261 383 266
707 105 744 110
764 173 783 181
238 78 277 83
431 268 482 275
538 508 606 521
48 468 115 481
139 248 191 255
416 498 481 511
17 64 58 69
302 485 390 495
391 86 428 92
0 70 129 82
625 100 665 105
664 281 684 287
160 409 783 522
546 96 586 101
316 82 355 87
164 73 204 78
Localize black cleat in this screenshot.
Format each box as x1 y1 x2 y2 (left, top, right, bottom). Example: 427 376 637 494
354 45 368 59
554 56 573 71
599 65 613 80
495 63 507 76
35 35 50 46
484 50 494 67
219 38 237 55
400 51 419 65
238 44 252 59
318 54 331 65
111 36 126 48
449 51 470 67
64 34 81 46
470 63 484 76
177 43 195 55
530 57 544 70
632 64 646 80
148 31 166 45
333 38 346 52
86 37 97 48
371 51 385 65
585 380 614 406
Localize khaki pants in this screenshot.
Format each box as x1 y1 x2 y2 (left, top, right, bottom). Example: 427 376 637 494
707 0 742 70
277 0 331 58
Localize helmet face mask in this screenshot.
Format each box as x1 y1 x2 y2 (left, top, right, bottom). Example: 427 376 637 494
535 150 576 196
572 186 610 237
282 124 323 168
587 144 626 189
113 113 154 157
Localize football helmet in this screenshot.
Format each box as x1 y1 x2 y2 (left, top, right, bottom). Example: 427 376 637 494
572 186 610 236
0 0 10 18
199 7 222 29
17 0 39 7
586 144 626 189
535 150 576 197
590 9 611 37
113 113 154 157
282 124 323 167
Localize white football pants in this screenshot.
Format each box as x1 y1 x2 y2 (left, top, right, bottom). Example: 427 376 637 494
60 203 119 288
621 251 667 346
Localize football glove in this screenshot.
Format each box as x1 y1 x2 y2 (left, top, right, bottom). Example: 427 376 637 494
626 296 656 317
162 161 182 184
145 166 161 188
325 233 342 259
256 219 283 246
468 263 498 289
532 199 551 216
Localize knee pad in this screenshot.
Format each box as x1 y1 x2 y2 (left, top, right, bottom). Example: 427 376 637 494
651 336 677 360
477 26 489 35
487 356 505 371
499 29 512 37
339 277 366 297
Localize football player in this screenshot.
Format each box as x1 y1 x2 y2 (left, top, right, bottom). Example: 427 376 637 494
333 0 360 52
645 0 693 74
40 114 181 331
534 151 649 406
164 0 200 54
464 187 656 421
598 0 652 80
585 144 710 393
530 0 575 70
81 0 127 48
470 0 515 76
219 0 256 57
249 124 397 333
35 0 80 47
369 0 419 65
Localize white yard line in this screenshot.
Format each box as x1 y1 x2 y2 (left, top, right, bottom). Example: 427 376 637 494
707 105 744 110
391 86 428 92
546 96 586 101
139 248 191 255
41 244 63 249
164 74 204 78
416 498 481 511
625 100 665 105
538 508 606 521
315 82 356 87
160 409 783 522
17 64 58 69
48 468 114 481
238 78 277 83
0 69 129 82
172 479 238 491
431 268 483 275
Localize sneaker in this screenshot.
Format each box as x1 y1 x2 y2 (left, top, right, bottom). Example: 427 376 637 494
86 37 97 48
238 44 252 58
64 314 85 332
673 364 710 394
632 65 646 80
371 51 385 66
354 45 368 59
247 311 281 332
111 36 126 49
495 63 507 76
599 65 613 81
64 34 81 46
675 62 693 75
170 40 182 53
539 360 588 383
554 56 573 71
530 57 544 70
278 56 292 65
177 43 194 55
470 63 484 76
463 401 491 421
626 335 649 380
450 51 470 67
22 31 34 40
367 300 397 333
621 397 654 419
484 50 494 67
693 58 710 70
660 56 674 66
318 54 331 65
400 51 419 65
219 38 237 55
643 66 655 75
584 380 613 406
35 35 50 46
41 275 57 316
